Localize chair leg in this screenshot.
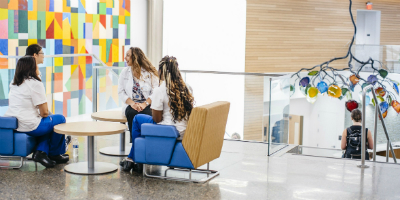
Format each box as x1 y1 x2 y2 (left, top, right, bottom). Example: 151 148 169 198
142 163 219 183
0 156 24 169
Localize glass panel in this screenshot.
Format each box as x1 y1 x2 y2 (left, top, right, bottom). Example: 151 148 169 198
95 67 123 112
0 57 55 116
296 146 343 158
267 77 291 155
50 56 94 117
352 45 400 73
183 72 247 140
0 58 19 116
182 71 291 145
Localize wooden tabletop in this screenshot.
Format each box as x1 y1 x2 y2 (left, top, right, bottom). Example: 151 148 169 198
91 111 127 123
54 121 127 136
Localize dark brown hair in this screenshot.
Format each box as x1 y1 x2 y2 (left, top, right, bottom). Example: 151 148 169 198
129 47 158 78
12 56 41 86
26 44 42 56
351 109 362 122
158 56 194 122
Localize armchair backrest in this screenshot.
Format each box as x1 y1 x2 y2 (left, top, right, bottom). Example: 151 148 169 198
182 101 230 168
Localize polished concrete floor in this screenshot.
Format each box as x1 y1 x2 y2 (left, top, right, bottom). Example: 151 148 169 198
1 116 400 199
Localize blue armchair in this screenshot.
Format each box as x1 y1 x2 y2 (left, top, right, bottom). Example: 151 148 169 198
0 116 36 169
134 101 230 183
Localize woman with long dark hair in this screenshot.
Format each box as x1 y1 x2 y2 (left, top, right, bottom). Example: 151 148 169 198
4 46 68 168
118 47 159 142
120 56 195 172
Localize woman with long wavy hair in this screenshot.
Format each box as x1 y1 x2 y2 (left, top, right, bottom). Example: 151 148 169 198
120 56 194 172
118 47 159 143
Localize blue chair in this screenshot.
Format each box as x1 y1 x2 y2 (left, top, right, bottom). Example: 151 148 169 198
0 116 36 169
134 101 230 183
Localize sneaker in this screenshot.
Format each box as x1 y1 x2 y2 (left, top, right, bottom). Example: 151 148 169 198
33 151 56 168
49 154 70 164
133 163 143 173
122 160 135 172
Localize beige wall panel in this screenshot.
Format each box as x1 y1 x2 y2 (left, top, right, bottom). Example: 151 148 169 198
245 0 400 73
243 76 264 141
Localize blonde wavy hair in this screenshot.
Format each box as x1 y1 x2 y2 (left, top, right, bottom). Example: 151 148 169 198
158 56 194 122
129 47 158 78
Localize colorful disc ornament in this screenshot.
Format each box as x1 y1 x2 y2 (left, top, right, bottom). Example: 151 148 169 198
317 81 328 93
327 84 342 98
393 83 399 95
375 87 386 97
349 75 360 85
382 110 388 118
306 87 318 104
299 77 310 87
379 101 389 114
345 100 359 112
290 85 295 97
367 75 378 85
392 100 400 115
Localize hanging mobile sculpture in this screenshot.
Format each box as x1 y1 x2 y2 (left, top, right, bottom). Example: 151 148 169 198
290 0 400 117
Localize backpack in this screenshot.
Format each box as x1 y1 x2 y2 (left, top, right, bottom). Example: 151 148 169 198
346 127 368 151
343 127 369 159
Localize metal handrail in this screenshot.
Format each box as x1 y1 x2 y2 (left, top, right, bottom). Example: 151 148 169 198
371 88 397 164
0 54 120 79
0 54 290 77
359 85 397 168
93 66 289 77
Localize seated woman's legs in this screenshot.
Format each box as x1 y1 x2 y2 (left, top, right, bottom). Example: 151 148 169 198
122 114 156 172
47 114 69 163
125 106 152 143
26 115 68 167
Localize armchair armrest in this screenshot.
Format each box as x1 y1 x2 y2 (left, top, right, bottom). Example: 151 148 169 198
0 116 18 129
141 124 180 138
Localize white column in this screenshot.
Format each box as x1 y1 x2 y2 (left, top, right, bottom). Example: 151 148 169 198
147 0 163 68
130 0 149 54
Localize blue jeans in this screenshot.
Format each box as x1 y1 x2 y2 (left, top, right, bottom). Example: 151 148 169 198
128 114 156 160
25 114 66 156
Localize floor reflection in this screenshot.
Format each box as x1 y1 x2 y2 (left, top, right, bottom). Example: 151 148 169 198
2 131 400 199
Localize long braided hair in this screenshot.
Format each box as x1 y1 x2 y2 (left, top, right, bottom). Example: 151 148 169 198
158 56 194 122
129 47 158 78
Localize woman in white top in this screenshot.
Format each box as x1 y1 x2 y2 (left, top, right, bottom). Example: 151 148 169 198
118 47 158 143
121 56 195 172
4 44 68 168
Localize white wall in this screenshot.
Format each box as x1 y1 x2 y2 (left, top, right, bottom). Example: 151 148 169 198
130 0 148 54
162 0 246 72
162 0 247 138
291 95 345 149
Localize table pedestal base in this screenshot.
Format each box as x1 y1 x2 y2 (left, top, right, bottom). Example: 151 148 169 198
64 162 118 175
99 146 132 156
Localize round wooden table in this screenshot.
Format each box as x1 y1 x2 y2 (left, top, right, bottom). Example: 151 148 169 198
91 111 131 156
54 121 126 175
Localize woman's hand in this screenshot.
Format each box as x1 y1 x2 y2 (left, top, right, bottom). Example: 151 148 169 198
138 102 147 110
130 102 143 112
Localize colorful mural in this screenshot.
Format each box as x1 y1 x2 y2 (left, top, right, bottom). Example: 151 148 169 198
0 0 131 116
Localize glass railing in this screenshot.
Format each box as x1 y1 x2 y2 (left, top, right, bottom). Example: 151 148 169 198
0 54 123 117
289 146 344 159
1 54 291 156
180 70 291 155
91 67 292 155
92 68 291 156
351 45 400 73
